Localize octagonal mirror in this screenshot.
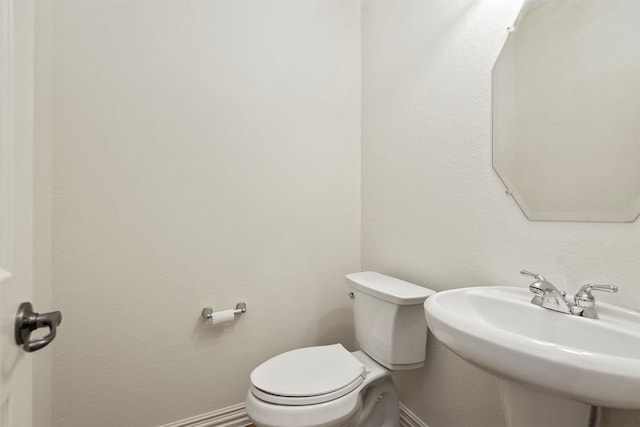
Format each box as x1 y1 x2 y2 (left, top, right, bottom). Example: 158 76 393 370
492 0 640 222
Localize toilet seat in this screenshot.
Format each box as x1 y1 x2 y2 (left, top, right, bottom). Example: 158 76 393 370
250 344 366 406
246 350 392 427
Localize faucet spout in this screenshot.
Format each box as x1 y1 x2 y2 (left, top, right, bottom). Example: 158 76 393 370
520 270 572 314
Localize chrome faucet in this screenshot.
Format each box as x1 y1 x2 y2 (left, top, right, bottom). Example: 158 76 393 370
520 270 573 314
520 270 617 319
573 284 618 319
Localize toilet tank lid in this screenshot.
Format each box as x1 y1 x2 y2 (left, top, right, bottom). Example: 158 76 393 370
346 271 435 305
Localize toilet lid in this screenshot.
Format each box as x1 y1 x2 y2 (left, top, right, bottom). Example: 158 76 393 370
250 344 366 405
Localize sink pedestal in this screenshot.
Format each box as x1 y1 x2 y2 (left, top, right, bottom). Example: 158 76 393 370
497 380 595 427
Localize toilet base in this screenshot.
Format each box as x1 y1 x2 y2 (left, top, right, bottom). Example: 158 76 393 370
354 377 399 427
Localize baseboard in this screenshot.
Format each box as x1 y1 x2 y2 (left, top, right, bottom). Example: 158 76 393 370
158 403 251 427
399 402 429 427
159 401 426 427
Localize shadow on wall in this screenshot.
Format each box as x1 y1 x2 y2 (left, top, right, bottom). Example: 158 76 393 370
316 307 355 351
392 331 506 427
193 304 354 344
600 409 640 427
192 302 353 350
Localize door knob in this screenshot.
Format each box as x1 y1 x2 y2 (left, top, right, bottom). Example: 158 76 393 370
15 302 62 352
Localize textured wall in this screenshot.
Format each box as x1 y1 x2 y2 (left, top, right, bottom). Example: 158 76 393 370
38 1 640 426
361 1 640 426
47 2 360 426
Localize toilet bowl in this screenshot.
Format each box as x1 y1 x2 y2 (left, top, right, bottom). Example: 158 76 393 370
246 347 397 427
245 272 435 427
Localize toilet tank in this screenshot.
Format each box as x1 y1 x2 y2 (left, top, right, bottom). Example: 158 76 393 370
346 272 435 370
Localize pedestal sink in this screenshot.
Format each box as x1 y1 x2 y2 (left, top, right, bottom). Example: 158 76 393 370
424 286 640 427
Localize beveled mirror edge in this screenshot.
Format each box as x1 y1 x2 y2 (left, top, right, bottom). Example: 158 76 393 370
490 0 640 223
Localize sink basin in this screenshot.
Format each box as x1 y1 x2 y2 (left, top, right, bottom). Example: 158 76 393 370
424 286 640 410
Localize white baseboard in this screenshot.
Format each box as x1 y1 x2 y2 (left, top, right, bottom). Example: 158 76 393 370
158 403 251 427
159 401 427 427
399 402 429 427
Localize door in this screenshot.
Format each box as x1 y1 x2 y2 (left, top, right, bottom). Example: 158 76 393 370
1 0 35 426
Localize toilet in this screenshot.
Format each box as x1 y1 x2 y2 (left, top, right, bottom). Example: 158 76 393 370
245 271 435 427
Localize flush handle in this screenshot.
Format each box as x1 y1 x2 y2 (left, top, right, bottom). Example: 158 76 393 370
15 302 62 353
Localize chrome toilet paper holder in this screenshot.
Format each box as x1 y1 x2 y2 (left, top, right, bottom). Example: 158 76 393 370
202 302 247 320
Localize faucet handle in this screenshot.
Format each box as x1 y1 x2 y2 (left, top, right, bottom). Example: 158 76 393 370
574 284 618 308
520 270 545 281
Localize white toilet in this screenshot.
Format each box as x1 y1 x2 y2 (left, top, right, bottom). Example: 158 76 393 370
245 271 435 427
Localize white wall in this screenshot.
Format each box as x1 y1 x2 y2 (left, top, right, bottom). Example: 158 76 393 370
37 1 640 426
361 1 640 426
44 2 361 426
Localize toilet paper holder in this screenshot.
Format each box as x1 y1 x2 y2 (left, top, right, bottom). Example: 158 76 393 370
202 302 247 320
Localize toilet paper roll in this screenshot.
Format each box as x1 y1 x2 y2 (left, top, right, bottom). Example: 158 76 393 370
209 309 236 326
